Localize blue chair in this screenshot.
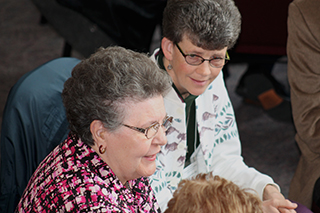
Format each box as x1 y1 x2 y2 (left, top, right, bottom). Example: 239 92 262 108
0 57 80 212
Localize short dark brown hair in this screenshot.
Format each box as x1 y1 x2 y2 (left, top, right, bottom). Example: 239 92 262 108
162 0 241 50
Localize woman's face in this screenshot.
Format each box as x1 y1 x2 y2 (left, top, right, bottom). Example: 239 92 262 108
163 36 228 97
104 95 167 184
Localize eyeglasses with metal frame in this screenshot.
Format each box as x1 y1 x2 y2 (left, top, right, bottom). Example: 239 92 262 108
176 43 230 68
122 115 173 139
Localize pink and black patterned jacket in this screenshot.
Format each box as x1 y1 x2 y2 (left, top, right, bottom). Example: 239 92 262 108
16 134 160 212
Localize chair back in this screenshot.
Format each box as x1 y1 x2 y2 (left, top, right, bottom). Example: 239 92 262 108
0 57 80 212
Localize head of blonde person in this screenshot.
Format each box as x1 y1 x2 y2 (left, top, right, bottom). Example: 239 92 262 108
164 173 263 213
62 46 172 184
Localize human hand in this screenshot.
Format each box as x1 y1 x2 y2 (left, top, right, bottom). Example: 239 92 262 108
262 185 297 213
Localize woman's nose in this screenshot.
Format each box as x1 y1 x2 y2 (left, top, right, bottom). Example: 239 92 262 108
152 126 167 146
196 61 213 76
197 62 222 78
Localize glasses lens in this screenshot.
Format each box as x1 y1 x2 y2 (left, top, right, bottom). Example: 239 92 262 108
163 116 173 130
146 123 160 139
185 55 203 65
145 116 173 139
209 59 225 68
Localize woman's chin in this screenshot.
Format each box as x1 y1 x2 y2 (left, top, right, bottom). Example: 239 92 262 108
140 162 156 177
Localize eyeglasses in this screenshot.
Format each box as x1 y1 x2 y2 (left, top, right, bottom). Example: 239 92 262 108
176 43 230 68
122 115 173 139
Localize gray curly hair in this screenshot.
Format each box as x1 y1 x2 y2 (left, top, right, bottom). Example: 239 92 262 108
62 46 172 146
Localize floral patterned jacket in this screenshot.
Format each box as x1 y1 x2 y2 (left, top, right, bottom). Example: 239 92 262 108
16 134 160 212
150 49 277 211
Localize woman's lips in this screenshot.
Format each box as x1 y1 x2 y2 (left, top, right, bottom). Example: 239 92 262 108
190 77 207 86
144 152 158 161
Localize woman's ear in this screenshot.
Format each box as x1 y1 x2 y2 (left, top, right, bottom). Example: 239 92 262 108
90 120 106 146
161 37 174 61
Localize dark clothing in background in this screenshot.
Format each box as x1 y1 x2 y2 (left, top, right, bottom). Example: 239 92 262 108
0 58 80 212
57 0 167 52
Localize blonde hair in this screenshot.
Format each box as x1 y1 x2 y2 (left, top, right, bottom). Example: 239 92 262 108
164 173 263 213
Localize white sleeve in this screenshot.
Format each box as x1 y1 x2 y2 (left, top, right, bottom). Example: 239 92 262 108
202 71 279 199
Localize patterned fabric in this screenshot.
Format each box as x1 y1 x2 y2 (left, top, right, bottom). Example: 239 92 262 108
149 49 277 211
16 134 160 213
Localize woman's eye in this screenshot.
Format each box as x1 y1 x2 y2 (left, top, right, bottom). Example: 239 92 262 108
189 54 198 58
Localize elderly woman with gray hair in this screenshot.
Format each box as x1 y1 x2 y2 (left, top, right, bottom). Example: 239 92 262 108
16 46 172 212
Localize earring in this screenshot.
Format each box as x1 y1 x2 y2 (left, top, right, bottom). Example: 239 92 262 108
167 64 173 70
99 145 106 154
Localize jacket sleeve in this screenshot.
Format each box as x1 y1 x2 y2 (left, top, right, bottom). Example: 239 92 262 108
197 71 278 200
286 0 320 207
287 1 320 154
208 116 278 200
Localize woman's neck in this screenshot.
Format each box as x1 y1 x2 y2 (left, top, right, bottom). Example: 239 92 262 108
163 57 190 99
